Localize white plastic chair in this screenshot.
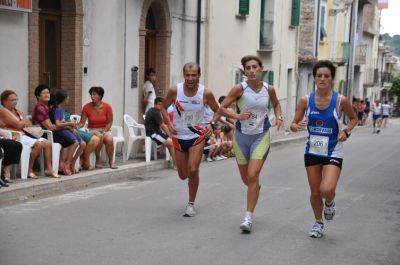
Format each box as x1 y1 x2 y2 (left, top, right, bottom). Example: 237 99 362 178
145 136 171 162
3 129 45 180
42 130 63 173
110 125 125 162
124 114 154 161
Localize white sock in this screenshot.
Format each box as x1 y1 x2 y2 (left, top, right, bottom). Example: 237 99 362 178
245 211 253 221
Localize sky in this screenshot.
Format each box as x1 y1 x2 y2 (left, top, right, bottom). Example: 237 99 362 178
380 0 400 36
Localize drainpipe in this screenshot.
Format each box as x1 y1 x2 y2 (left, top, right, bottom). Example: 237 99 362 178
122 0 127 125
196 0 201 64
315 0 321 58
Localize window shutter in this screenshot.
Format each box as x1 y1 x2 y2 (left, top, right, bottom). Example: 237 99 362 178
268 71 274 85
239 0 250 16
291 0 300 26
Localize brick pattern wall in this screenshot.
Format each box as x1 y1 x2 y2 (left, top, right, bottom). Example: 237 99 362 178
28 0 83 114
299 0 317 62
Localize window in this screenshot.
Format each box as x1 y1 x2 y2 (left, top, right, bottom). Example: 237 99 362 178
319 3 328 41
238 0 249 16
290 0 300 26
259 0 274 49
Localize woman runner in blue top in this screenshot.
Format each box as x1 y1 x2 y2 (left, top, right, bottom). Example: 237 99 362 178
290 60 357 238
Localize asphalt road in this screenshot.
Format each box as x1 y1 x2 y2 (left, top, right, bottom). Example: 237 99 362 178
1 119 399 265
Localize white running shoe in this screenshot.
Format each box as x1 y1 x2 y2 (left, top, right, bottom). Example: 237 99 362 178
308 222 324 238
206 157 213 162
324 201 335 221
220 155 228 160
183 203 196 217
240 218 253 232
213 156 223 161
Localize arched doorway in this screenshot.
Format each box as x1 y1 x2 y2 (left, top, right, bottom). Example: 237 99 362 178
28 0 83 114
139 0 172 116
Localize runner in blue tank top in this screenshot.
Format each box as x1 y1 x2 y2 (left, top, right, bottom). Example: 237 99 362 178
217 55 284 232
290 60 357 238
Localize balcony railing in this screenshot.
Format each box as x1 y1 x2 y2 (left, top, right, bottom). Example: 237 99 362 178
364 68 379 85
355 44 367 65
381 72 393 86
259 19 274 50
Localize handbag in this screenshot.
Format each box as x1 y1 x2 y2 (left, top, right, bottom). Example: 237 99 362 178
23 126 44 139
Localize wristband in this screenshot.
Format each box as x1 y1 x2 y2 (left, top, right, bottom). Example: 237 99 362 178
343 129 351 138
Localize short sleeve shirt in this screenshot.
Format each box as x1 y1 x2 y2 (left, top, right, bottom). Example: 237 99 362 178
81 102 113 129
32 103 50 126
143 80 156 113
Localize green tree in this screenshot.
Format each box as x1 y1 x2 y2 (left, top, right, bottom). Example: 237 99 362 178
390 74 400 98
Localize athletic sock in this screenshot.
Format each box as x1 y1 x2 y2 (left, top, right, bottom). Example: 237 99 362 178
316 219 323 224
188 202 194 206
245 211 253 221
325 200 334 206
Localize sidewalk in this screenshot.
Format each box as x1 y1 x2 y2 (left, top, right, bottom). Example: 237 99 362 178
0 129 308 207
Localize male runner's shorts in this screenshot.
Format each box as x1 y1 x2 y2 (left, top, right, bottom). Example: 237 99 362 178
304 154 343 169
150 132 168 146
233 130 270 165
172 135 205 152
382 115 389 119
373 114 381 120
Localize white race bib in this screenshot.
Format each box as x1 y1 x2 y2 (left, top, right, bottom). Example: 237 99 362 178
241 110 267 134
181 111 200 127
309 135 329 156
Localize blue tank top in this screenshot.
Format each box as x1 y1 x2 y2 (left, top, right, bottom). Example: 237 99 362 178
305 91 343 158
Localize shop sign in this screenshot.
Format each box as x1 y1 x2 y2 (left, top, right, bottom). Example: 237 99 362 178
0 0 32 13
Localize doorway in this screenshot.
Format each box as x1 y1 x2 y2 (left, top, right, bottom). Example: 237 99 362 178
39 0 61 90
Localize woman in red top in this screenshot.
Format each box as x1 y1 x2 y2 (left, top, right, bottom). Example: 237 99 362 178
78 87 117 169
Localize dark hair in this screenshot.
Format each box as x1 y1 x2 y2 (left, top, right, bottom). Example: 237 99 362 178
241 55 263 69
221 125 232 133
0 90 17 106
218 96 226 104
89 86 104 99
312 60 336 79
183 62 201 75
34 84 50 100
53 89 69 107
384 100 388 104
154 97 164 105
145 68 156 77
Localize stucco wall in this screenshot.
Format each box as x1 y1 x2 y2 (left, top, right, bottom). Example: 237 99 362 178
0 10 29 112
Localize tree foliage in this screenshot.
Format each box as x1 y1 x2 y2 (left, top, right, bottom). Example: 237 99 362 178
390 74 400 98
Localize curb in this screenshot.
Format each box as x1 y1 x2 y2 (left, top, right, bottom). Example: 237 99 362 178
0 134 307 207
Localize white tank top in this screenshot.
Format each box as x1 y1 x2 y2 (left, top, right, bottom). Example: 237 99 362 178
173 82 206 140
373 103 382 115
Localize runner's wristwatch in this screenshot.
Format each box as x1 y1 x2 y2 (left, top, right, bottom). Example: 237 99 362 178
343 129 351 138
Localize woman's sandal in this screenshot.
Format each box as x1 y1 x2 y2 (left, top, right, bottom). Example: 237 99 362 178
59 162 71 176
28 171 38 179
82 163 95 171
45 171 60 178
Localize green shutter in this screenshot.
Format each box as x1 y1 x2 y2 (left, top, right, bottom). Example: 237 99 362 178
268 71 274 85
260 0 265 47
291 0 300 26
239 0 250 16
319 6 326 40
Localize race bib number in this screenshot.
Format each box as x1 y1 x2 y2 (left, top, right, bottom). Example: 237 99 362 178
309 135 329 156
241 110 266 134
181 111 200 127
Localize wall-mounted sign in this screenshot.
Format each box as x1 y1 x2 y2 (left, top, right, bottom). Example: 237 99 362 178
0 0 32 13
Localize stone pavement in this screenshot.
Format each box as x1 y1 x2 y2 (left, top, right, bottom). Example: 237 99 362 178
0 128 308 207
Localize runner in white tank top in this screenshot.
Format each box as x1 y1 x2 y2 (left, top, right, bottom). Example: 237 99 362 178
160 63 220 217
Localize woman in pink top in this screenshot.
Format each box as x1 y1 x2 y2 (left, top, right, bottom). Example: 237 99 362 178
78 86 117 169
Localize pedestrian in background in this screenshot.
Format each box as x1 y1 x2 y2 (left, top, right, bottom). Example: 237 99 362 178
290 60 357 238
143 68 157 115
218 55 284 232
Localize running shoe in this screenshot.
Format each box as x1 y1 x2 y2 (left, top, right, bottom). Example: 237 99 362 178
308 222 324 238
220 155 228 160
183 203 196 217
240 218 253 232
377 129 380 134
206 157 213 162
324 200 335 221
213 156 223 161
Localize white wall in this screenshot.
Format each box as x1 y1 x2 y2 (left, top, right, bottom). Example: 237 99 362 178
82 0 125 126
0 10 29 112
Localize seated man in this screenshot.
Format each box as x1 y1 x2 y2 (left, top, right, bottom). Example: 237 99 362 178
145 97 176 168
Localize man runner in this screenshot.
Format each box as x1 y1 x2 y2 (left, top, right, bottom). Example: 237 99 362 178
160 62 220 217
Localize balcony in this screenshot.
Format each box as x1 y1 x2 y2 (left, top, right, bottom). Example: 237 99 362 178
328 42 350 64
381 72 393 87
355 44 367 65
363 68 379 86
259 19 274 51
